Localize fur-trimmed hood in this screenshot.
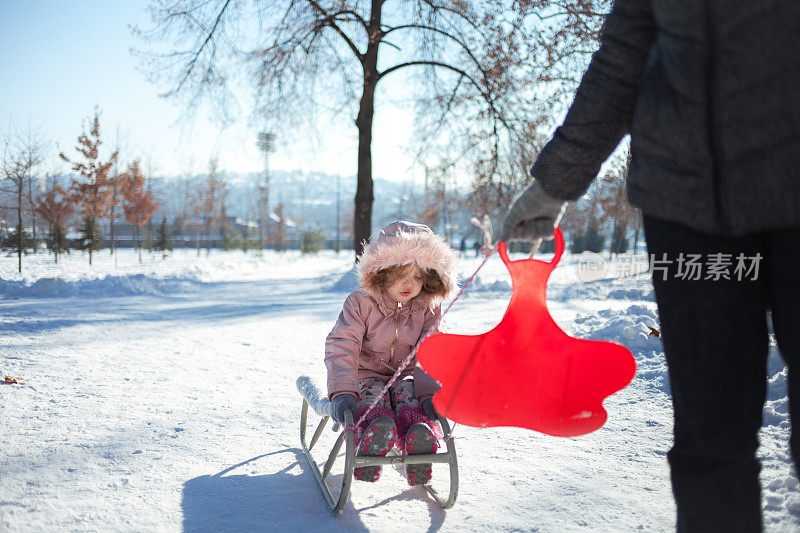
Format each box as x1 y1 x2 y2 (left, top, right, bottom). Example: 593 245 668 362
356 221 458 308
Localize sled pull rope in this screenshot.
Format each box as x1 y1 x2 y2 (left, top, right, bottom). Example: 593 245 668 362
346 216 496 434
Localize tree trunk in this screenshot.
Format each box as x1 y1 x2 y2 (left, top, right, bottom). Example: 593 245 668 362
137 226 142 264
352 1 383 259
51 223 57 264
110 183 119 256
353 89 375 258
29 178 37 254
88 216 94 266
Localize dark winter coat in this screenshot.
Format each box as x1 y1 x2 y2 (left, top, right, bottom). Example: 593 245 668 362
532 0 800 235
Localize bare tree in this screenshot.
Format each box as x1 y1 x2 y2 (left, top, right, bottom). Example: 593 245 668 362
192 158 228 255
457 1 611 220
2 123 45 273
411 166 462 242
135 1 556 257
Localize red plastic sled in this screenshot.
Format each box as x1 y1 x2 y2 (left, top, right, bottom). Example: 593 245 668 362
417 229 636 437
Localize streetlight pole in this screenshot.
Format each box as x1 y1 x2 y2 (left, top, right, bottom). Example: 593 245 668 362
256 131 275 249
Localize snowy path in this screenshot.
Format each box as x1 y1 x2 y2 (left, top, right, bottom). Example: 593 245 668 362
1 250 797 531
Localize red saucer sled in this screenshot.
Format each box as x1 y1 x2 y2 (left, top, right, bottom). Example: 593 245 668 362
417 229 636 437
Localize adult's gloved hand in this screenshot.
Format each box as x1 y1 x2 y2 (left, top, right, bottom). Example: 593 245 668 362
330 393 357 425
422 398 441 422
500 180 567 243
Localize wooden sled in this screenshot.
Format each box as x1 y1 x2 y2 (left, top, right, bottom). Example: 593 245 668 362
296 376 459 515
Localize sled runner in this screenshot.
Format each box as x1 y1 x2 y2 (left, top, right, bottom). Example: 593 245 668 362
297 376 458 515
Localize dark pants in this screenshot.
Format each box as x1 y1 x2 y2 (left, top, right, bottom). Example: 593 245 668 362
643 215 800 532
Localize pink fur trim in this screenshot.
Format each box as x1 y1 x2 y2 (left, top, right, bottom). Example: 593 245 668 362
356 221 458 307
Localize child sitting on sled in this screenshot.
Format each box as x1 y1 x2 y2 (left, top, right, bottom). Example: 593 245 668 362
325 220 458 486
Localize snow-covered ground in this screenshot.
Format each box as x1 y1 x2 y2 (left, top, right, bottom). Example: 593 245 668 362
1 248 797 531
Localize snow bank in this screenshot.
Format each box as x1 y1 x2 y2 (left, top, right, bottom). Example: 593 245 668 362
570 305 669 393
0 249 356 298
0 274 200 298
764 355 790 429
323 267 359 293
464 275 512 293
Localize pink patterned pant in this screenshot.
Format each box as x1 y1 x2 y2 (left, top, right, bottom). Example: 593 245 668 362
354 377 439 451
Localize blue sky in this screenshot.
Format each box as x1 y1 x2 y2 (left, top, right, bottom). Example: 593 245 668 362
0 0 416 180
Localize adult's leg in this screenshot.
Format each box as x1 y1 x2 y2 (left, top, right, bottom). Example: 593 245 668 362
766 228 800 469
643 215 769 532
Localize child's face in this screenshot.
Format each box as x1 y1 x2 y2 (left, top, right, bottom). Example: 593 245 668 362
386 264 424 305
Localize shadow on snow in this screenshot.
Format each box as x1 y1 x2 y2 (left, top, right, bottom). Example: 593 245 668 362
181 449 448 532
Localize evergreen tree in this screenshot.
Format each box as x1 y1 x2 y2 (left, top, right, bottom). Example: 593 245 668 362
240 222 257 252
301 226 326 254
611 223 629 255
221 224 242 251
539 238 556 254
79 216 104 252
156 216 171 253
571 231 587 254
585 226 606 253
52 223 69 259
10 230 35 257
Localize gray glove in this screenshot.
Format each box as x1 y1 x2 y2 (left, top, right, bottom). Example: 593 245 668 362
422 398 441 422
500 180 567 242
330 393 357 425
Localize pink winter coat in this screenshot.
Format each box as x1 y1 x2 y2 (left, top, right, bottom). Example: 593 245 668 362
325 289 441 401
325 220 459 403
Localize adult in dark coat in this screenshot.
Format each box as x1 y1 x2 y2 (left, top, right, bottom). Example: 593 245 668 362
501 1 800 531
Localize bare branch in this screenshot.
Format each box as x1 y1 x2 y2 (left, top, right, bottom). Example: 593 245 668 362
382 23 487 83
304 0 364 61
173 0 232 94
378 60 514 134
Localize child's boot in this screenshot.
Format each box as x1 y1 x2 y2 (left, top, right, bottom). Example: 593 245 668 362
404 422 438 486
354 416 398 482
